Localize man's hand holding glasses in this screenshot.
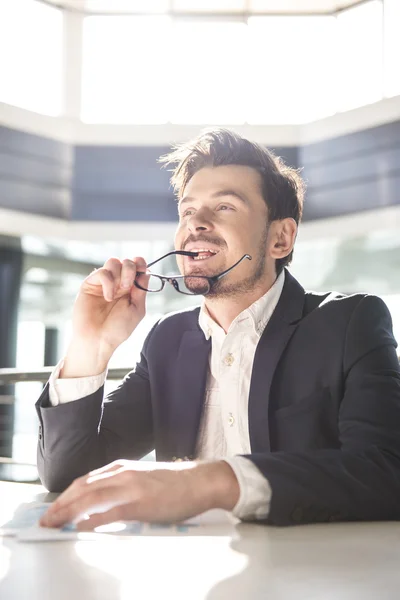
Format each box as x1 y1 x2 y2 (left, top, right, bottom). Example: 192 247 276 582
59 251 251 380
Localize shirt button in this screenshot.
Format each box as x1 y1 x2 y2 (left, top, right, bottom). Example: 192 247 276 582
228 413 235 427
223 353 235 366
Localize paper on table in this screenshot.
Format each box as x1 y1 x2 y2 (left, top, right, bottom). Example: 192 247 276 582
0 503 51 536
1 501 232 543
17 521 201 542
1 502 103 541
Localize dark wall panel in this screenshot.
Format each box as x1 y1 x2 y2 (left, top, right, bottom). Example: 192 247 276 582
271 147 299 170
303 145 400 191
72 192 178 221
72 145 174 220
301 121 400 221
73 146 171 194
303 172 400 220
1 121 399 223
72 145 298 221
0 126 72 218
0 179 70 218
301 120 400 165
0 126 72 165
0 151 72 188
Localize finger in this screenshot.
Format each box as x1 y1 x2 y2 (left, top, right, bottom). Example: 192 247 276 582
119 259 138 290
86 257 122 284
39 468 128 527
85 267 117 302
47 469 121 510
133 256 147 272
41 484 131 528
39 476 87 526
76 505 130 531
102 257 123 281
103 257 125 296
54 463 127 510
88 460 128 478
88 257 124 300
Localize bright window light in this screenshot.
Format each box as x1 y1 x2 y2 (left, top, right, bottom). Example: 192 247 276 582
383 0 400 98
247 16 336 124
85 0 169 12
0 0 63 116
169 21 247 124
336 0 384 112
81 16 171 123
173 0 246 12
80 2 393 125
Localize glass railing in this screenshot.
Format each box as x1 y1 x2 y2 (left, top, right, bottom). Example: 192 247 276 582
0 367 132 483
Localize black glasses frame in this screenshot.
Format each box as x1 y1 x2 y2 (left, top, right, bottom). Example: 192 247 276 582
135 251 252 296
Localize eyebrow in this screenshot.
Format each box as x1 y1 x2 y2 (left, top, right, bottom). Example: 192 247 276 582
180 189 249 206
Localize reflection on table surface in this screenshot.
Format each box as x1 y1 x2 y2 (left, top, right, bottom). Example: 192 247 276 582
1 481 400 600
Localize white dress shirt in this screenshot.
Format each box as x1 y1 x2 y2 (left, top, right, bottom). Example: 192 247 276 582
49 270 285 520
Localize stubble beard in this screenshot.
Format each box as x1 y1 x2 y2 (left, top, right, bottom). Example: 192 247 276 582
185 228 269 299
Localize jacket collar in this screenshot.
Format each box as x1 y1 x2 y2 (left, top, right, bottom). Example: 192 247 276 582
248 269 305 453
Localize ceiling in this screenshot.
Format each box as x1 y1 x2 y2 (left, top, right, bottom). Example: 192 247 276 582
43 0 367 15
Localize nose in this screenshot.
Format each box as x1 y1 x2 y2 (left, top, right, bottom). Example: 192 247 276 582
187 208 214 234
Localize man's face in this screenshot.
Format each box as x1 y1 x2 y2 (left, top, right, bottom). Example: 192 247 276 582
174 165 274 297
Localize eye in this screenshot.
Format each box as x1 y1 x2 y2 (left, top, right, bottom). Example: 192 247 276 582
181 208 195 218
217 204 233 211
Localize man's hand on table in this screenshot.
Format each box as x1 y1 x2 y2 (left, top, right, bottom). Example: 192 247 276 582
39 460 240 530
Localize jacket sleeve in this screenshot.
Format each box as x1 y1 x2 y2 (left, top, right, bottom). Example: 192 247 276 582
36 326 157 493
244 295 400 525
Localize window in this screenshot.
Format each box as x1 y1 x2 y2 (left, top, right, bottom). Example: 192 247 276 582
173 0 245 12
13 321 45 463
80 1 392 124
85 0 169 12
81 16 171 123
336 0 384 112
247 16 336 124
0 0 63 116
169 20 247 124
383 0 400 98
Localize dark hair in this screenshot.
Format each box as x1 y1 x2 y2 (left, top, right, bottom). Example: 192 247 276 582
159 128 305 274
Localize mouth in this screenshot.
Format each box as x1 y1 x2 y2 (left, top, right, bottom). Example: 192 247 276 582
186 248 219 262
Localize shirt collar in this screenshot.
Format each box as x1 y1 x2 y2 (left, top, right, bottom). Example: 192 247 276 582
198 269 286 340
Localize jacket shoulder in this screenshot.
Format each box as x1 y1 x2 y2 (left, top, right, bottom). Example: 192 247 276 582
302 291 395 344
303 289 368 316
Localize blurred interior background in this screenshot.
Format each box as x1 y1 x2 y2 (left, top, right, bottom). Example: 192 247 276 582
0 0 399 475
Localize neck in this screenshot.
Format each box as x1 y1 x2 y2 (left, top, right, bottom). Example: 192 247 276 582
204 274 278 333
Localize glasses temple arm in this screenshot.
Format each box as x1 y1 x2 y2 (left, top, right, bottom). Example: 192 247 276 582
207 254 252 284
136 250 199 274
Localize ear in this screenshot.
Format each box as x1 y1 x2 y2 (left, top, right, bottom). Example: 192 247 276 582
268 218 298 261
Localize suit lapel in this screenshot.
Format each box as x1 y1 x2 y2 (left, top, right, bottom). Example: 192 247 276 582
170 329 211 459
248 271 305 453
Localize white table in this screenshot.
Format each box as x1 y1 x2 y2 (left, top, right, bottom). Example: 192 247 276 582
1 481 400 600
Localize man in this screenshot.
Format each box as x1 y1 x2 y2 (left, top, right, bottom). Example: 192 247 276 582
37 129 400 531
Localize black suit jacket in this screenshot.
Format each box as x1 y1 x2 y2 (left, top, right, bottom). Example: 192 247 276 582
36 270 400 525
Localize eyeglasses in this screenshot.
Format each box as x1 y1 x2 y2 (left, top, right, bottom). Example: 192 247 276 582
134 251 252 296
